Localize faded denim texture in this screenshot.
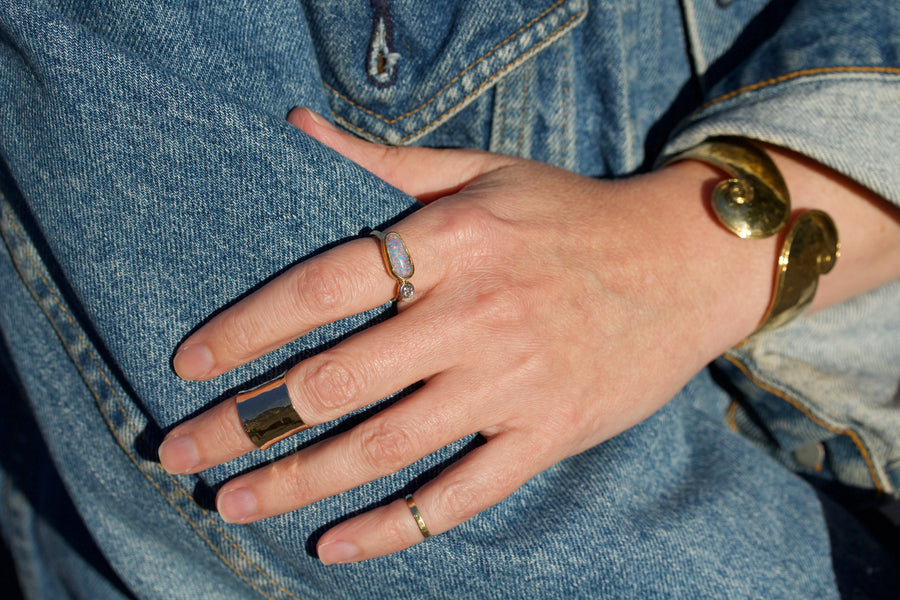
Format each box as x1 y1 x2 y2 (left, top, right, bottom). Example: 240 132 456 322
1 0 898 598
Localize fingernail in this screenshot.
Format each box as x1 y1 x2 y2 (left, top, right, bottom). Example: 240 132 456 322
218 488 258 523
173 343 214 380
158 434 200 474
318 540 361 565
301 108 335 130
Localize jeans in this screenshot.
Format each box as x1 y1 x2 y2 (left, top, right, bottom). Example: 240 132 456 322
1 1 898 598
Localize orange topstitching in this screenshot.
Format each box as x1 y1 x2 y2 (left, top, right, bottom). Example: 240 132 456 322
723 353 884 494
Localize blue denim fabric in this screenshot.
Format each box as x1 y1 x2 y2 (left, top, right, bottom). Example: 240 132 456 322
1 0 898 598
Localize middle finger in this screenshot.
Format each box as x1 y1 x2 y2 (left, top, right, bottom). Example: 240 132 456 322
159 302 452 474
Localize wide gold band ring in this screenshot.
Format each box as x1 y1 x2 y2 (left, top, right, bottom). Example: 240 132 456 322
236 377 309 450
405 494 432 539
372 230 415 301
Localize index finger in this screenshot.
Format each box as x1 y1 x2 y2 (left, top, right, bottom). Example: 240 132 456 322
172 230 431 380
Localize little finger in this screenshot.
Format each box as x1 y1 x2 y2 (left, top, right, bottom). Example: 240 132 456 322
315 433 538 564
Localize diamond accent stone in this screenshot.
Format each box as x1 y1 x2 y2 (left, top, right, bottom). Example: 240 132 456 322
398 281 415 299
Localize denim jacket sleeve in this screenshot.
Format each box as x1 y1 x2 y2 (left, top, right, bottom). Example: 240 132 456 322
662 1 900 494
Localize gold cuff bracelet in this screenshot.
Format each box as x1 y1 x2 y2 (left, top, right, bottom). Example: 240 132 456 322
665 137 840 338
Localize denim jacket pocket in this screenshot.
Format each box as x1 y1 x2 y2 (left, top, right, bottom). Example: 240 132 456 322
303 0 587 145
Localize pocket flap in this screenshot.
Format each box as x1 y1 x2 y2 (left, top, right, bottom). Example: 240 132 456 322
305 0 587 144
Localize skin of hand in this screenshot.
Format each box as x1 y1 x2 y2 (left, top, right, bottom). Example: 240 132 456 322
158 108 900 565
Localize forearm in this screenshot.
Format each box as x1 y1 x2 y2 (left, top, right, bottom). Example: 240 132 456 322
766 144 900 312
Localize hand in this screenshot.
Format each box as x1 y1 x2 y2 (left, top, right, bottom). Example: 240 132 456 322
158 109 776 564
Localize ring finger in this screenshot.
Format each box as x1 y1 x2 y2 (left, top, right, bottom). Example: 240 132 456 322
214 372 484 524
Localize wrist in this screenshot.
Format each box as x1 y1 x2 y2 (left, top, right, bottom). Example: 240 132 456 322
627 160 781 360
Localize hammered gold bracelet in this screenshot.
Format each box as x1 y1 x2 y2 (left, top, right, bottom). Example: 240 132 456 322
665 137 840 338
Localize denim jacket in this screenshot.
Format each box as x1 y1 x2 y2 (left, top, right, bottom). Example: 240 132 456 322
1 1 898 598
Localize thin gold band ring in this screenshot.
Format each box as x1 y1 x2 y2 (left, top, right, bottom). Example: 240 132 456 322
405 494 432 539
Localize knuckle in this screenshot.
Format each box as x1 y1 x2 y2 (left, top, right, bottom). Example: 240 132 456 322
530 427 561 455
436 201 496 250
293 260 354 317
469 286 528 330
356 419 415 473
216 308 259 360
213 409 253 456
438 477 482 524
383 147 413 182
381 507 414 543
271 458 313 503
301 357 362 414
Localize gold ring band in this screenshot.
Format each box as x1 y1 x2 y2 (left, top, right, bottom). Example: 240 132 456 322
405 494 432 539
236 377 309 450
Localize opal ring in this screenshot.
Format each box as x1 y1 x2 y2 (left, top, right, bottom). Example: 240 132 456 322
405 494 432 539
236 377 309 450
372 230 415 301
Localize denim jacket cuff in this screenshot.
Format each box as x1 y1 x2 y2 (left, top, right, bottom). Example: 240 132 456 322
661 71 900 210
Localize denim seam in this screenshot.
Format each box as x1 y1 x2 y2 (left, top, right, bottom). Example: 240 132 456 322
516 60 531 157
722 353 886 494
0 200 304 600
701 66 900 111
330 10 586 144
726 400 740 433
324 0 572 125
497 80 509 149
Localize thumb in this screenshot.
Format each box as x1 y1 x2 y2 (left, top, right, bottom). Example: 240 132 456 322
287 107 510 202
